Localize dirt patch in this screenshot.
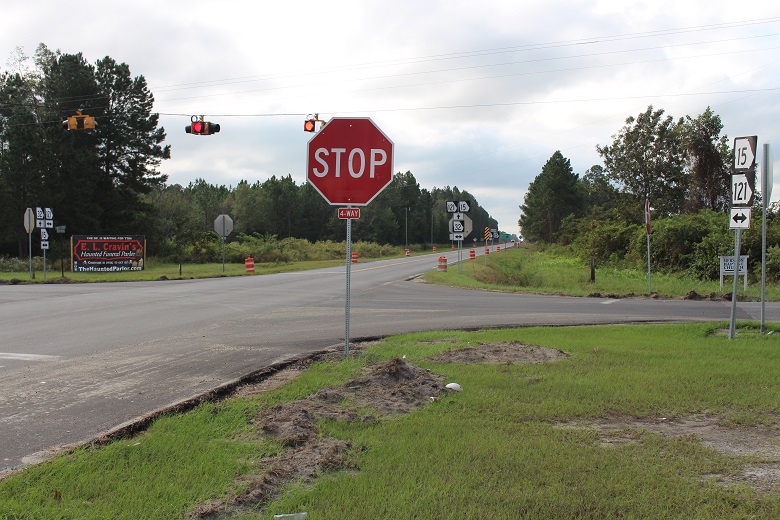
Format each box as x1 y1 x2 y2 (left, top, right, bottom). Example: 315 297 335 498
188 357 447 518
427 341 568 364
557 415 780 494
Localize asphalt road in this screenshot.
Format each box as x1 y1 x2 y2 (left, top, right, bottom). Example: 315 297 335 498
1 249 776 477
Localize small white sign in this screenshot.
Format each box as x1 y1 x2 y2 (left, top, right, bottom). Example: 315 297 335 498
446 201 457 213
452 220 464 233
44 207 53 219
41 229 49 240
40 240 49 250
458 200 470 213
451 232 465 241
729 207 751 229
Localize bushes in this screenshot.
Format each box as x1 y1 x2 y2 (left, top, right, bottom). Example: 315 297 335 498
219 235 406 264
638 210 729 278
765 246 780 283
567 209 780 280
0 256 50 273
571 219 639 265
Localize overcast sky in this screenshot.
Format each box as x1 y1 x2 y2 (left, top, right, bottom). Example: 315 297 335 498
3 1 780 234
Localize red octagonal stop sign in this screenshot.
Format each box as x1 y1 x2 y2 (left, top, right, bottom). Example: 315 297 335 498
306 117 394 206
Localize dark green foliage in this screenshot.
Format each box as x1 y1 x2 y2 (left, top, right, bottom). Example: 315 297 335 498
571 216 640 265
680 107 731 212
0 45 169 256
597 106 686 216
519 151 585 243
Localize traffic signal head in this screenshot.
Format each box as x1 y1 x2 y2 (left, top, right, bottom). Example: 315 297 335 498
304 118 316 132
186 119 220 135
62 112 96 131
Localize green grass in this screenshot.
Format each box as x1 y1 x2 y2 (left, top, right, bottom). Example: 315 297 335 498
425 246 780 300
2 323 779 519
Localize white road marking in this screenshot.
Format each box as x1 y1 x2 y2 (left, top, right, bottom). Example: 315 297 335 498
600 299 619 305
0 352 60 361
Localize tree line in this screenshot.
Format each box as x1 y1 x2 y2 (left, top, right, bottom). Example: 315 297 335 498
0 45 498 261
519 105 780 280
147 172 498 262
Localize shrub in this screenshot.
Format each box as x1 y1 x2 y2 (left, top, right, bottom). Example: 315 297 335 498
570 219 639 265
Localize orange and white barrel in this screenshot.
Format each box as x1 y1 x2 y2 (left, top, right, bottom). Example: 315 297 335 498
351 251 358 263
437 256 447 272
245 257 255 273
469 249 476 260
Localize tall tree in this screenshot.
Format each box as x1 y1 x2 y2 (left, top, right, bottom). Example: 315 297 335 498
597 106 685 216
679 107 731 213
93 56 170 232
519 151 585 242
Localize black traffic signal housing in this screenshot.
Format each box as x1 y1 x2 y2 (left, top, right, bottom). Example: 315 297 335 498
62 111 96 131
186 116 220 136
304 113 325 132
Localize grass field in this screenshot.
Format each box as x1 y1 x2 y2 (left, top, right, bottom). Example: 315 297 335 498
1 323 778 519
424 245 780 301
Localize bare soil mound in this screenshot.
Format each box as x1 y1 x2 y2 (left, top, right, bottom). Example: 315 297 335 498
428 341 568 364
189 357 446 518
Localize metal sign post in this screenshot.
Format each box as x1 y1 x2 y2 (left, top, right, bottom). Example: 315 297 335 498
645 199 651 294
728 228 742 339
761 142 773 333
344 208 353 357
23 208 34 279
56 225 66 277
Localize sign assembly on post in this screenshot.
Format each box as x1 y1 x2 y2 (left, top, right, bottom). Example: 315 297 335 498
214 214 233 272
306 117 394 356
728 135 757 339
446 201 472 271
34 207 54 280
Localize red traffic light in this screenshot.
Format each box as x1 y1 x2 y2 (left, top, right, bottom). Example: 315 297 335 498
304 119 316 132
186 117 220 136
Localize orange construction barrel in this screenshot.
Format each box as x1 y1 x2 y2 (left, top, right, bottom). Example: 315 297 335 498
437 256 447 272
484 247 490 255
351 251 358 263
405 248 410 256
469 249 476 260
245 257 255 273
433 246 437 253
